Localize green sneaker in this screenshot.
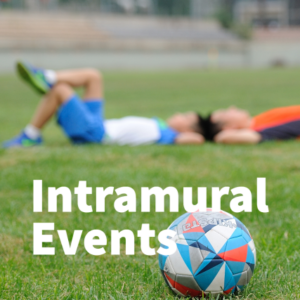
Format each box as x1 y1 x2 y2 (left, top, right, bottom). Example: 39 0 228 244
16 61 52 94
2 131 43 148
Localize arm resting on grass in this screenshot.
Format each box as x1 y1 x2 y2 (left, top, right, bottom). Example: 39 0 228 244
175 132 205 145
214 129 262 144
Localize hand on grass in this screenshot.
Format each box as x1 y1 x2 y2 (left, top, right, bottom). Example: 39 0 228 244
175 132 205 145
214 129 262 144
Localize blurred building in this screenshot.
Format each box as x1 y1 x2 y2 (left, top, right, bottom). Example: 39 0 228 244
1 0 300 71
234 0 289 27
232 0 300 27
288 0 300 25
1 0 300 26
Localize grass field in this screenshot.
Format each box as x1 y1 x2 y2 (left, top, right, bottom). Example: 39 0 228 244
1 68 300 299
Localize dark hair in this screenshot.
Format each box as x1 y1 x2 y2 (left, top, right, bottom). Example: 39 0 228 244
197 114 222 141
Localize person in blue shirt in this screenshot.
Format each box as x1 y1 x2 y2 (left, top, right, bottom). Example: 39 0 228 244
3 62 214 148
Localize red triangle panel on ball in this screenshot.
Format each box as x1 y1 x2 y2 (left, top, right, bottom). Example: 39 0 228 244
164 273 204 298
183 214 204 233
218 244 248 262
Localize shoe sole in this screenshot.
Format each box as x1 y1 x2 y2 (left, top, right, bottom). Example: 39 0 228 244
16 62 48 94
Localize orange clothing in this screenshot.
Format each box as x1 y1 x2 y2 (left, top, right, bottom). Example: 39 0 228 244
250 106 300 141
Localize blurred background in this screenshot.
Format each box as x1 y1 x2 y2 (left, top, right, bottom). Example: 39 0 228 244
0 0 299 72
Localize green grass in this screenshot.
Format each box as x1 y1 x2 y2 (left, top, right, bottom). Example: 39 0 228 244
1 68 300 299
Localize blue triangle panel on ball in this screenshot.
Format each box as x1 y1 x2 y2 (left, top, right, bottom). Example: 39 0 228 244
233 273 242 285
195 262 224 291
198 259 224 275
183 232 205 241
224 263 236 291
197 235 216 253
226 236 248 252
242 230 252 243
226 261 246 275
177 243 193 274
194 256 217 275
229 228 243 239
202 223 217 233
246 245 255 264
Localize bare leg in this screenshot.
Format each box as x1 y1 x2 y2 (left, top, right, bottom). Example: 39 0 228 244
29 68 102 130
55 69 103 100
30 83 74 129
3 68 102 147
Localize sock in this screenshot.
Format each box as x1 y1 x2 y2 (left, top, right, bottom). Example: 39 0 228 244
24 124 41 140
44 70 57 86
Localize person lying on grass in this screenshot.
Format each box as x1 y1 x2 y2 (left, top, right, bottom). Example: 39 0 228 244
210 105 300 144
3 62 217 148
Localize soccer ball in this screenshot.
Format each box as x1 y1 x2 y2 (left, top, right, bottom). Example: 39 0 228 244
159 209 256 297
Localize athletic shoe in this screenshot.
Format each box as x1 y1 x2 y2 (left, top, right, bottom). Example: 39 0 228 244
16 61 52 94
2 131 43 148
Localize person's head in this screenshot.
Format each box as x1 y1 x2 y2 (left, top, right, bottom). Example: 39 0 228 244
167 112 221 141
211 106 251 130
167 112 201 133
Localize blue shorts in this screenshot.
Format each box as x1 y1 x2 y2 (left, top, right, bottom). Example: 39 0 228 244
57 94 105 144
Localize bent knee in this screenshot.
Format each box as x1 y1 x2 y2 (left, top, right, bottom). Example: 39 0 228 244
51 83 74 101
52 82 73 94
87 69 102 83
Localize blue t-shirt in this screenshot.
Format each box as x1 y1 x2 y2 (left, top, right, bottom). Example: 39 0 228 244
154 118 179 144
